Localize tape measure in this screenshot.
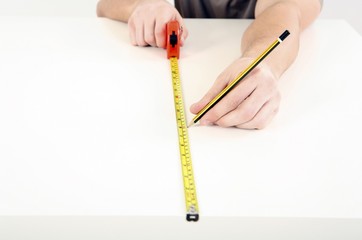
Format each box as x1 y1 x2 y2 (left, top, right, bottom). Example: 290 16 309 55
166 21 199 222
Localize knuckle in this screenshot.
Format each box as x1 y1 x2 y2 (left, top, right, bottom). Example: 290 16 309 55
207 109 223 122
155 27 164 37
240 106 255 122
261 80 276 94
182 28 189 38
145 34 155 45
217 118 233 128
224 96 240 110
156 37 166 48
130 38 137 45
274 106 280 115
137 39 148 46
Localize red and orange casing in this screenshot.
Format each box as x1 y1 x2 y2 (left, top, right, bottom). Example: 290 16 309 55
166 21 180 59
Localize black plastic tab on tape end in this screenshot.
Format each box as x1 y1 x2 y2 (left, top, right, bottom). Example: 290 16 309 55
186 213 199 222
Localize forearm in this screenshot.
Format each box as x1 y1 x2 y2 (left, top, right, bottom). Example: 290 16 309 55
97 0 140 22
97 0 171 23
241 0 321 78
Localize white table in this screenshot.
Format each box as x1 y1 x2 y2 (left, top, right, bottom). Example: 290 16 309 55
0 17 362 239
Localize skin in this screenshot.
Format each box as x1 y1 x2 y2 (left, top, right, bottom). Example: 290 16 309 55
97 0 322 129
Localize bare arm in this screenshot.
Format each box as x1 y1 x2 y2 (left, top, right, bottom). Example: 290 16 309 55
242 0 322 78
190 0 322 129
97 0 140 22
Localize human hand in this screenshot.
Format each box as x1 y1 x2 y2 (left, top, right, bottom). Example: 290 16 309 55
128 0 188 48
190 58 281 129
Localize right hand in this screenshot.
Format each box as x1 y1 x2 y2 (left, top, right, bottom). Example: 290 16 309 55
190 58 281 129
128 0 188 48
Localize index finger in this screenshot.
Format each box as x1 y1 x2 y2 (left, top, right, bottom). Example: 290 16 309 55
199 79 257 125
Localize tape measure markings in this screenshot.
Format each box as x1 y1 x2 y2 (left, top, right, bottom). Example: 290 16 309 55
170 56 199 222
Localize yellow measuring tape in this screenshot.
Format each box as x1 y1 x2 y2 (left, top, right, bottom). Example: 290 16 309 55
167 21 199 222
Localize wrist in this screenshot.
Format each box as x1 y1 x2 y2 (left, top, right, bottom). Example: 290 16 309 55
239 53 281 80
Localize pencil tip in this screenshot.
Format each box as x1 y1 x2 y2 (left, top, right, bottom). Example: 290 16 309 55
187 121 195 128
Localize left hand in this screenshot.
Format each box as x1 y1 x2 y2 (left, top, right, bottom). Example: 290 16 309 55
128 0 188 48
190 57 281 129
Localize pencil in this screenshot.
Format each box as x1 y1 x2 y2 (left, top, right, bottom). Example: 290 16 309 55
188 30 290 127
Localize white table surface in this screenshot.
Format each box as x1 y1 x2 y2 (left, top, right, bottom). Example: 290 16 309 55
1 216 362 240
0 16 362 238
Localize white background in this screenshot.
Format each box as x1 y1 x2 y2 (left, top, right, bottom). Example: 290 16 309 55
0 0 361 34
1 1 361 239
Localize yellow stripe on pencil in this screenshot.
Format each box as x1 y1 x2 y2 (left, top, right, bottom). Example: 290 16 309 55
188 30 290 127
